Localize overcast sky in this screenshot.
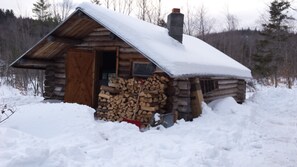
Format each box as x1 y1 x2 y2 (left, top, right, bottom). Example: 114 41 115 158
1 0 296 31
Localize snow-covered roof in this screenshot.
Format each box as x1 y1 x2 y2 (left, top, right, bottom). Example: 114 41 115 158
11 2 251 79
78 2 252 79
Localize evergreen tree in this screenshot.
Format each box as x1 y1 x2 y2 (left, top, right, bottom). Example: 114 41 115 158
0 9 5 22
5 9 15 18
253 0 294 87
32 0 51 21
253 39 273 79
0 9 15 23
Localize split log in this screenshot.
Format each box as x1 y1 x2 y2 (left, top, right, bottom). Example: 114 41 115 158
98 93 112 99
100 85 119 94
141 106 159 112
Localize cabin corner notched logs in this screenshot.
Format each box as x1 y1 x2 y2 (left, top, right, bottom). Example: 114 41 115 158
95 74 169 124
44 57 66 100
167 78 197 121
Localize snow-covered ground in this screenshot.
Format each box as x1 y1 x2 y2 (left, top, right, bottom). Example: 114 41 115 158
0 84 43 107
0 84 297 167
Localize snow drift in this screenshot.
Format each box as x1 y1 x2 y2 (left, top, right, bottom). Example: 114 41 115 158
0 86 297 167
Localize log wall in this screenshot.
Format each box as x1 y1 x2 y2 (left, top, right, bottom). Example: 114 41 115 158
118 50 149 78
68 26 247 122
77 27 150 79
78 27 246 106
39 25 249 125
167 78 192 121
237 80 246 103
43 56 66 100
166 78 247 121
202 78 246 103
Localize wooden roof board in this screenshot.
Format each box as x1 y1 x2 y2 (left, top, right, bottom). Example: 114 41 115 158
32 42 66 58
53 14 99 38
10 11 100 68
57 18 85 37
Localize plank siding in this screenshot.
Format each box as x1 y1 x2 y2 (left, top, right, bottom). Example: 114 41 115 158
64 49 96 107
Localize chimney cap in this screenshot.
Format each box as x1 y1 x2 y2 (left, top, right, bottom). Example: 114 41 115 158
172 8 180 13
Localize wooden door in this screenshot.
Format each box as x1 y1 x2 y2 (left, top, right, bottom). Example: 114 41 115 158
64 49 96 107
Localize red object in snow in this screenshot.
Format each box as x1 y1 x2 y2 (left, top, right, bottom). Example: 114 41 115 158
123 118 142 128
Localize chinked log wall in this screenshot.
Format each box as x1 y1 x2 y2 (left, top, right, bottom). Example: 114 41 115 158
203 79 246 104
77 27 150 78
167 78 192 121
44 56 66 100
43 27 150 101
166 78 246 121
43 26 247 121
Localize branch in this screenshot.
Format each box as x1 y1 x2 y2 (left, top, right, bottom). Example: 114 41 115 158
0 105 16 124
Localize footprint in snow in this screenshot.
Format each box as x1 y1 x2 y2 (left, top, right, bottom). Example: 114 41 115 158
250 143 262 149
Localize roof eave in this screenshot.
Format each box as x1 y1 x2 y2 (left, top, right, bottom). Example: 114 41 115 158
9 9 81 68
171 73 252 80
11 63 47 70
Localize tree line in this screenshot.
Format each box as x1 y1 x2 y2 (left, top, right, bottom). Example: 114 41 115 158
204 0 297 88
0 0 296 95
0 8 57 95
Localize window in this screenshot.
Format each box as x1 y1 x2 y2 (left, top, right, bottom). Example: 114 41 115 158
200 79 218 94
132 62 156 77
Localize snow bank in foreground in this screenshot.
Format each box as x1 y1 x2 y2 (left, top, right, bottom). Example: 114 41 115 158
0 84 21 97
2 103 95 138
0 84 43 107
1 87 297 167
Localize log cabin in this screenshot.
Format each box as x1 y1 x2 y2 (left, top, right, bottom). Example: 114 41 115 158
10 3 252 127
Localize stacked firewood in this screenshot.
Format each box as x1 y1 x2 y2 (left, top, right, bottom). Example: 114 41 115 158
95 74 169 124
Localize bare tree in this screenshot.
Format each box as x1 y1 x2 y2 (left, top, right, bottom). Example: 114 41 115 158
91 0 161 20
91 0 134 15
113 0 134 15
183 3 215 37
197 5 215 40
59 0 73 21
136 0 161 24
103 0 111 9
183 1 198 35
225 8 239 31
123 0 133 15
137 0 147 21
51 0 74 23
